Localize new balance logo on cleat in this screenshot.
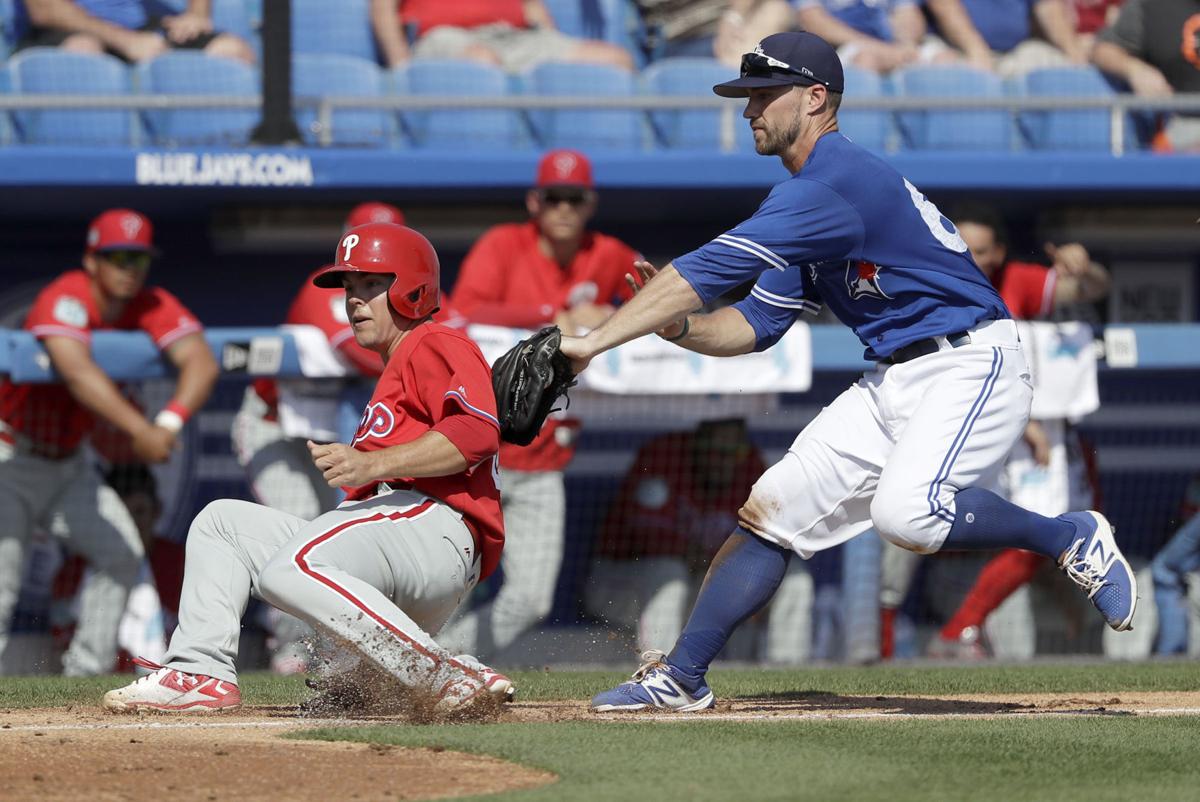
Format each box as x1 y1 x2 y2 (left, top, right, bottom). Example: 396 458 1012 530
591 650 716 713
1057 510 1137 632
644 677 683 706
1086 537 1117 575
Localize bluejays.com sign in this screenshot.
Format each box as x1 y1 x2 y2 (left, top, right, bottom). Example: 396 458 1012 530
136 152 314 186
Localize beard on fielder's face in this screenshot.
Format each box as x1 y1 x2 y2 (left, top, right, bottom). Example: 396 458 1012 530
746 85 814 157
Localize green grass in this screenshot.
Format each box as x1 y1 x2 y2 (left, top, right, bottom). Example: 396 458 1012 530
513 661 1200 699
4 664 1199 801
0 672 309 709
4 662 1196 710
303 717 1200 802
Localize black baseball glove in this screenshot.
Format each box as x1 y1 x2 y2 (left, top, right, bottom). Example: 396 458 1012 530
491 326 577 446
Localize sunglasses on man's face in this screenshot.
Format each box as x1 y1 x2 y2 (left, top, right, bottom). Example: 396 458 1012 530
740 51 830 88
101 251 152 271
541 190 589 207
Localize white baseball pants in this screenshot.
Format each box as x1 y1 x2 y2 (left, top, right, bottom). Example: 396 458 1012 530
742 319 1032 557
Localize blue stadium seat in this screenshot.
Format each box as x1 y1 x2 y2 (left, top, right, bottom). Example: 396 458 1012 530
1018 66 1115 152
0 64 12 145
292 0 375 61
0 0 13 60
401 59 526 150
293 54 390 147
139 52 257 146
543 0 639 62
526 61 641 150
10 49 135 145
640 57 752 151
894 65 1012 151
839 66 892 153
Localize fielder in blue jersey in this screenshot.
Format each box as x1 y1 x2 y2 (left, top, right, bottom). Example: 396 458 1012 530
561 31 1137 713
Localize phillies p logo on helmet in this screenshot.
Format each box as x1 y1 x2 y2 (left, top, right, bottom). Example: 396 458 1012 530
312 223 441 319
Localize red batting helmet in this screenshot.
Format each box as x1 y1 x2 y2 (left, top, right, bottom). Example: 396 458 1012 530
312 223 440 319
344 201 405 230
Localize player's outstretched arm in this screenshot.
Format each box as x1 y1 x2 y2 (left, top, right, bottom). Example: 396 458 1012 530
661 307 759 357
162 331 220 420
308 431 471 488
560 262 702 372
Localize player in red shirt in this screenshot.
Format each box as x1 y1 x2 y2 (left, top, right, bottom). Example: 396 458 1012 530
0 208 217 676
438 149 639 660
231 202 402 674
370 0 633 71
104 223 511 715
879 204 1111 659
584 419 768 651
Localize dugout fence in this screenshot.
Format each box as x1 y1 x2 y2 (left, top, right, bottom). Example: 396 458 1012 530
3 323 1200 673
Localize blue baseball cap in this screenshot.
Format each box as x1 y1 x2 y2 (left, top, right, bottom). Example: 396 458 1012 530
714 31 845 98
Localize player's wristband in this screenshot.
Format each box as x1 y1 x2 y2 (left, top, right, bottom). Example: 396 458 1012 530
663 317 690 342
154 400 191 434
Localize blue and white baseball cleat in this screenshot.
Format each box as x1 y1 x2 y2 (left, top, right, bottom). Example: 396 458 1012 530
1057 510 1137 631
591 650 715 713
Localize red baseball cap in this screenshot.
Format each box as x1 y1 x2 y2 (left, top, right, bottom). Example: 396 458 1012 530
345 202 406 230
86 208 157 254
536 149 593 189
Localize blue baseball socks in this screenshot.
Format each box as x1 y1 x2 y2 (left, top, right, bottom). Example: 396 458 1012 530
665 528 791 690
941 487 1075 557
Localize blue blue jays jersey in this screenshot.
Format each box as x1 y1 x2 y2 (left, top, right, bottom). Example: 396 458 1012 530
672 132 1010 361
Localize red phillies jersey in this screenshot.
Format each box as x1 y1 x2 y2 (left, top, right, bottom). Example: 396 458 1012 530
343 323 505 579
400 0 526 37
253 268 385 418
1072 0 1122 34
992 260 1056 321
0 270 203 453
451 221 638 471
595 431 765 561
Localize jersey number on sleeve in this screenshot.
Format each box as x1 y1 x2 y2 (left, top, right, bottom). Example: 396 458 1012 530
904 179 967 253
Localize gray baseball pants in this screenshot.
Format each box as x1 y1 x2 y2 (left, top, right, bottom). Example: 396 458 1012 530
0 433 143 676
231 387 340 666
436 468 563 658
162 489 480 690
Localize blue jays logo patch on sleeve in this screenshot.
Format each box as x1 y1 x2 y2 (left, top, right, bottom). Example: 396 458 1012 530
846 260 891 300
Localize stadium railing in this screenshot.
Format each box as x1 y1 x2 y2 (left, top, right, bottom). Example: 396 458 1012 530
3 93 1200 155
3 322 1200 665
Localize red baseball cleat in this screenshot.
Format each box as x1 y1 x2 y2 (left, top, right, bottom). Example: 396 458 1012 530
102 658 241 713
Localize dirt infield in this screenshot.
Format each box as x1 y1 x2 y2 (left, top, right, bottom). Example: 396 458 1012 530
3 692 1199 800
0 706 556 801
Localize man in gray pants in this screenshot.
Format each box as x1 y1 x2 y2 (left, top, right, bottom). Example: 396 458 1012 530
104 223 512 714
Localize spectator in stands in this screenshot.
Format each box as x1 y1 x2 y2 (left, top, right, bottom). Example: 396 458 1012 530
585 419 767 651
879 204 1111 659
926 0 1091 76
232 202 402 675
1070 0 1123 47
794 0 965 74
370 0 635 72
1091 0 1200 151
634 1 794 67
0 208 218 676
438 149 639 661
1151 476 1200 654
14 0 255 64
